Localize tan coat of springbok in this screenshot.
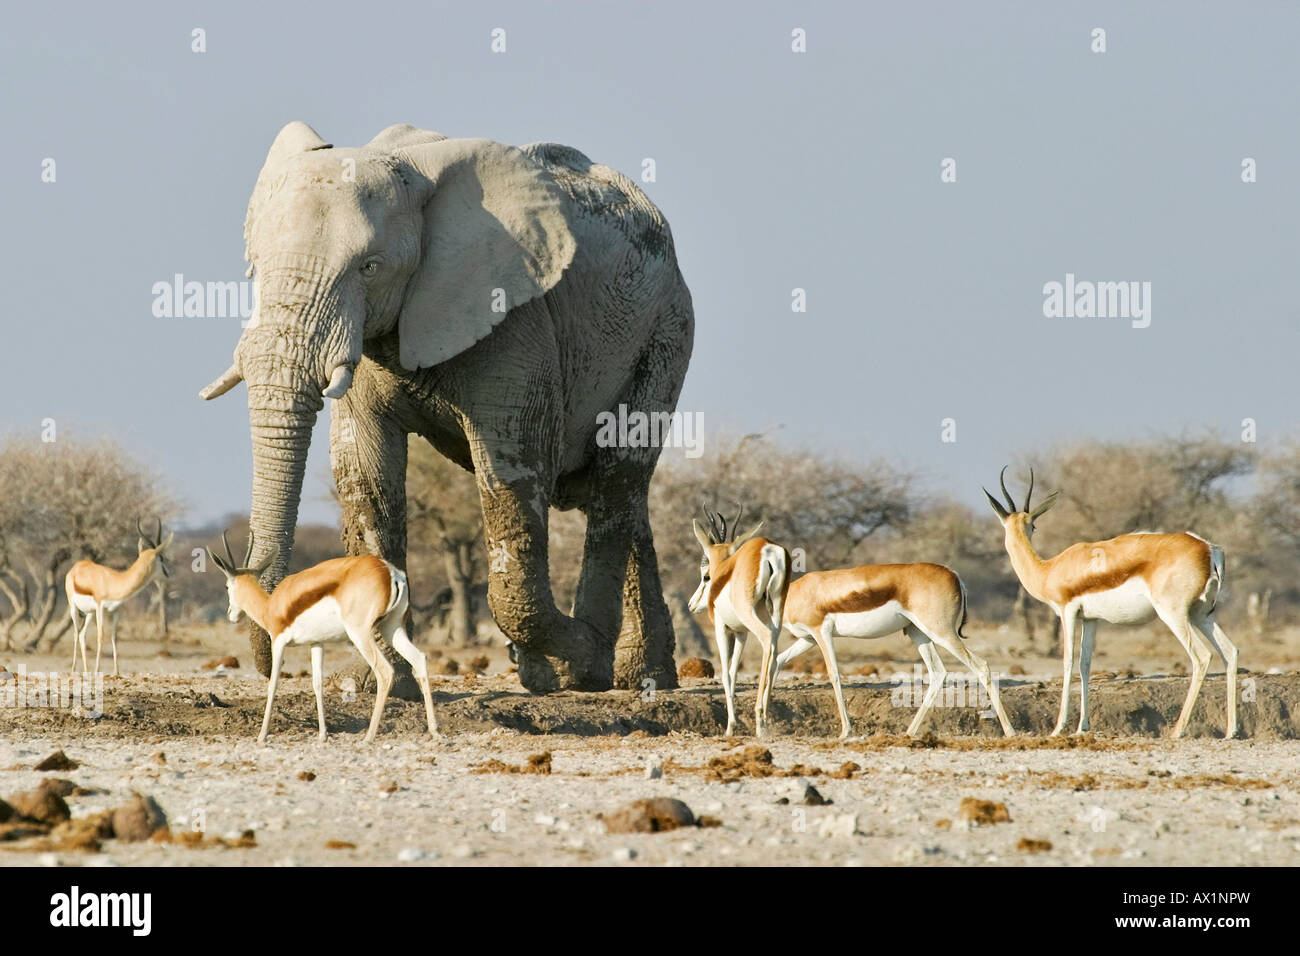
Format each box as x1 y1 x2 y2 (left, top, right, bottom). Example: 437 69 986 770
776 561 1015 738
984 467 1236 738
208 532 438 743
688 505 790 738
65 518 173 676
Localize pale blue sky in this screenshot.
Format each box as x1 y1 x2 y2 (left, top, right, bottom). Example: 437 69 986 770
2 1 1297 525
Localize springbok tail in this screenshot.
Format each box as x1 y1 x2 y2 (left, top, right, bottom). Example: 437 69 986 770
1201 545 1226 612
757 544 790 629
956 573 971 639
386 563 410 619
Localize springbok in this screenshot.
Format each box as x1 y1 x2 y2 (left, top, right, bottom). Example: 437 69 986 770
775 562 1015 738
688 504 790 738
983 467 1236 738
207 532 438 743
65 518 173 676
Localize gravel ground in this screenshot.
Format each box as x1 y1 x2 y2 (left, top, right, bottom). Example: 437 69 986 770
2 721 1298 867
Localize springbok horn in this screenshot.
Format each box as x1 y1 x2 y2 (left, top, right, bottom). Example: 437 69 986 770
200 363 244 401
136 518 148 546
999 466 1018 514
1023 469 1035 513
701 501 723 544
218 530 235 572
155 517 164 549
730 504 744 543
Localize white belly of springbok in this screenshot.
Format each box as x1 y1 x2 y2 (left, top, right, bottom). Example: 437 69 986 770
279 597 352 645
1075 578 1158 625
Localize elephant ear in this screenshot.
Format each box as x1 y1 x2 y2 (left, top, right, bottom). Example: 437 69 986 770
243 122 333 268
366 123 446 151
394 138 578 370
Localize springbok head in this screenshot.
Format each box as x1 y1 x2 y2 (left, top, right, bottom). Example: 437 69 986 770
688 501 765 613
982 466 1060 539
207 530 278 624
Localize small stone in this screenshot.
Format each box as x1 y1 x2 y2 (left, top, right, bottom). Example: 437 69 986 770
612 847 637 862
799 780 831 806
533 813 558 827
34 750 79 772
644 756 663 780
397 847 427 862
602 798 698 834
111 793 168 842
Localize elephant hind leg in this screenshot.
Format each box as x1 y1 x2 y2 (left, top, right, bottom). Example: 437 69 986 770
472 440 614 693
574 448 678 693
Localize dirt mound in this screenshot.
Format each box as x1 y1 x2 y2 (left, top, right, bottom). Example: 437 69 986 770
678 658 715 679
472 751 552 775
1 671 1295 741
958 798 1011 825
9 780 71 825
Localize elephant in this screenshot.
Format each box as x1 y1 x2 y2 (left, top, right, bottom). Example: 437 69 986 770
200 122 694 693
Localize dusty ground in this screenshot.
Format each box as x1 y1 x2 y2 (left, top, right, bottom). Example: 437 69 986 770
1 622 1298 866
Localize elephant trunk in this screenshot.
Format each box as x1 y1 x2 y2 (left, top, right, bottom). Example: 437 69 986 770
241 385 317 674
226 261 364 675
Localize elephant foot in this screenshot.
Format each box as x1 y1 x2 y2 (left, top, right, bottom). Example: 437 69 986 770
513 616 614 693
335 661 423 702
613 650 678 693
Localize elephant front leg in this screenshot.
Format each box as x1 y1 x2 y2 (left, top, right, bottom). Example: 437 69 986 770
328 393 422 699
473 447 613 692
577 491 677 692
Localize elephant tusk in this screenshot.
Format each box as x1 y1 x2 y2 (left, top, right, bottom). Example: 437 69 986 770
322 363 354 399
200 363 244 400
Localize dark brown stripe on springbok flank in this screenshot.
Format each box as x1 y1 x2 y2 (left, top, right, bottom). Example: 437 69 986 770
1071 563 1151 599
822 584 899 615
279 580 340 631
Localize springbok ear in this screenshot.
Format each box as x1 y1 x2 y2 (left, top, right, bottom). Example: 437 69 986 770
159 532 174 551
138 537 149 553
1030 491 1061 520
206 549 230 577
729 521 765 553
253 545 279 575
983 488 1010 521
692 519 712 550
393 138 577 370
243 121 331 265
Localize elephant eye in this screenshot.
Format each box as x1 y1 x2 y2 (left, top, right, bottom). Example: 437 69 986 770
360 259 380 277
